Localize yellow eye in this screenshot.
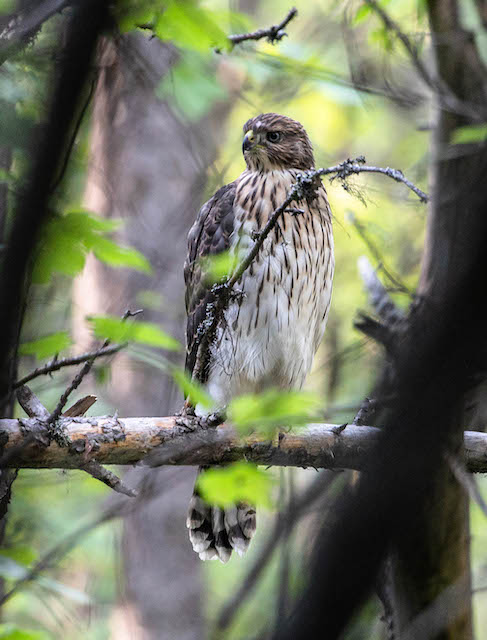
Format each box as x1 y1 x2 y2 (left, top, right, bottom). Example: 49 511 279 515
266 131 281 143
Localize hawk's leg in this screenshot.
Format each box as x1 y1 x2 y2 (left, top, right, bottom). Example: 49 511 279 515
175 403 226 433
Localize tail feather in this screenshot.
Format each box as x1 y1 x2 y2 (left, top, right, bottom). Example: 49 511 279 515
187 467 257 563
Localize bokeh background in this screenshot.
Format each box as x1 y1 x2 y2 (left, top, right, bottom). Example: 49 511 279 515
1 0 486 638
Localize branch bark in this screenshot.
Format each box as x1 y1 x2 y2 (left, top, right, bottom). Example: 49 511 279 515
1 417 487 472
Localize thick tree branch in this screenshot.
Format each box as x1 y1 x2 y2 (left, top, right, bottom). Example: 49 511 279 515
1 417 486 472
0 0 70 66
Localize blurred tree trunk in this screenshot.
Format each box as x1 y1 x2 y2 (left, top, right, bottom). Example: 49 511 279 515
73 34 234 639
0 139 16 608
388 1 487 636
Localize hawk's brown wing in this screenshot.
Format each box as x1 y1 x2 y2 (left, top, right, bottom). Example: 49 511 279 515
184 181 237 379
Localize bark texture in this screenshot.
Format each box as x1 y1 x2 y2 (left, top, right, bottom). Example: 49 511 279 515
2 418 487 472
388 1 487 636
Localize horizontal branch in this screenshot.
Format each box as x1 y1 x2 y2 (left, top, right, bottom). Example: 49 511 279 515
1 416 486 473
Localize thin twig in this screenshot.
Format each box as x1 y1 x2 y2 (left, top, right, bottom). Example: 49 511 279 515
228 8 298 46
318 157 429 202
47 309 142 426
80 460 137 498
363 0 484 121
14 343 125 389
50 76 96 193
353 218 411 296
0 468 184 607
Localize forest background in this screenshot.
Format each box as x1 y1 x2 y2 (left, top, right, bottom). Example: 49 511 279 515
1 0 487 638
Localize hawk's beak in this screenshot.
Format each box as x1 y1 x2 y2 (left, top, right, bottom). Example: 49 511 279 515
242 131 254 153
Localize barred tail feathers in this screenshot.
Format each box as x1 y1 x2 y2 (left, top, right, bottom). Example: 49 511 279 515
186 466 256 562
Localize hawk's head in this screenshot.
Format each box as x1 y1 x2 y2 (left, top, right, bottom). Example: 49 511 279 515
242 113 314 172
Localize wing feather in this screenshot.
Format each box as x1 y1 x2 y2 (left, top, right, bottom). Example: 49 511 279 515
184 181 237 380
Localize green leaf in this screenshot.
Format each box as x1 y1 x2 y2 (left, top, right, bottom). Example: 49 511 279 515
90 236 151 274
452 124 487 144
0 546 37 566
0 168 13 184
172 369 213 408
19 332 71 360
353 4 372 25
154 2 228 52
89 316 180 351
32 211 145 284
228 389 322 436
197 462 274 508
157 51 227 121
201 251 237 282
0 624 52 640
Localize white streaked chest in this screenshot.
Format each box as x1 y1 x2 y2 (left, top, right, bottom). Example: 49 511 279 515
206 169 334 407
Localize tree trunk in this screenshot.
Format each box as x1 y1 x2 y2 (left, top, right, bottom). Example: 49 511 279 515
73 33 234 639
388 1 487 636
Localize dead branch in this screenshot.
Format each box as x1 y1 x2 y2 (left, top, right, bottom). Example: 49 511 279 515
13 385 136 496
1 416 486 472
357 256 405 327
228 7 298 46
14 344 125 389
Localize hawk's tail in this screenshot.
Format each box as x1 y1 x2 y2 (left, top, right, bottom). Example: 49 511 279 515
186 466 256 563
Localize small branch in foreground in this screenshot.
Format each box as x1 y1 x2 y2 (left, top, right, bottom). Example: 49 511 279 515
228 7 298 46
319 156 429 203
191 157 427 382
80 460 137 498
14 343 125 389
47 309 141 425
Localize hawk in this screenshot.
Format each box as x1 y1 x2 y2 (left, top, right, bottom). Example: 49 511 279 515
184 113 334 562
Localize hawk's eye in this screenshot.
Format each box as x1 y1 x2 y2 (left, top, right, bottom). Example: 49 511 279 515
266 131 281 143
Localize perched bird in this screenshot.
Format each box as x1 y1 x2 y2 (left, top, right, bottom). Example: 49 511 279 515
184 113 334 562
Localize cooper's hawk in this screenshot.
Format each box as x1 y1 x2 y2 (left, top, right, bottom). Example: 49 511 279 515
184 113 334 562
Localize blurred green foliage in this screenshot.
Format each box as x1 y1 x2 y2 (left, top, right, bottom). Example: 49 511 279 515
198 463 274 508
1 0 487 638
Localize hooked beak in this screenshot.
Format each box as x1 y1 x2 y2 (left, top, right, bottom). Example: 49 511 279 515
242 130 255 153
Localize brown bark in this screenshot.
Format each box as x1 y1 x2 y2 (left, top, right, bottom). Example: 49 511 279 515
2 417 487 472
388 1 487 637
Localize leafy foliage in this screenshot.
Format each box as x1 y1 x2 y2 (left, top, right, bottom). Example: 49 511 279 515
197 462 274 508
0 625 52 640
172 369 213 408
228 389 322 436
200 250 238 282
32 211 151 284
19 332 71 360
452 124 487 144
89 315 180 351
